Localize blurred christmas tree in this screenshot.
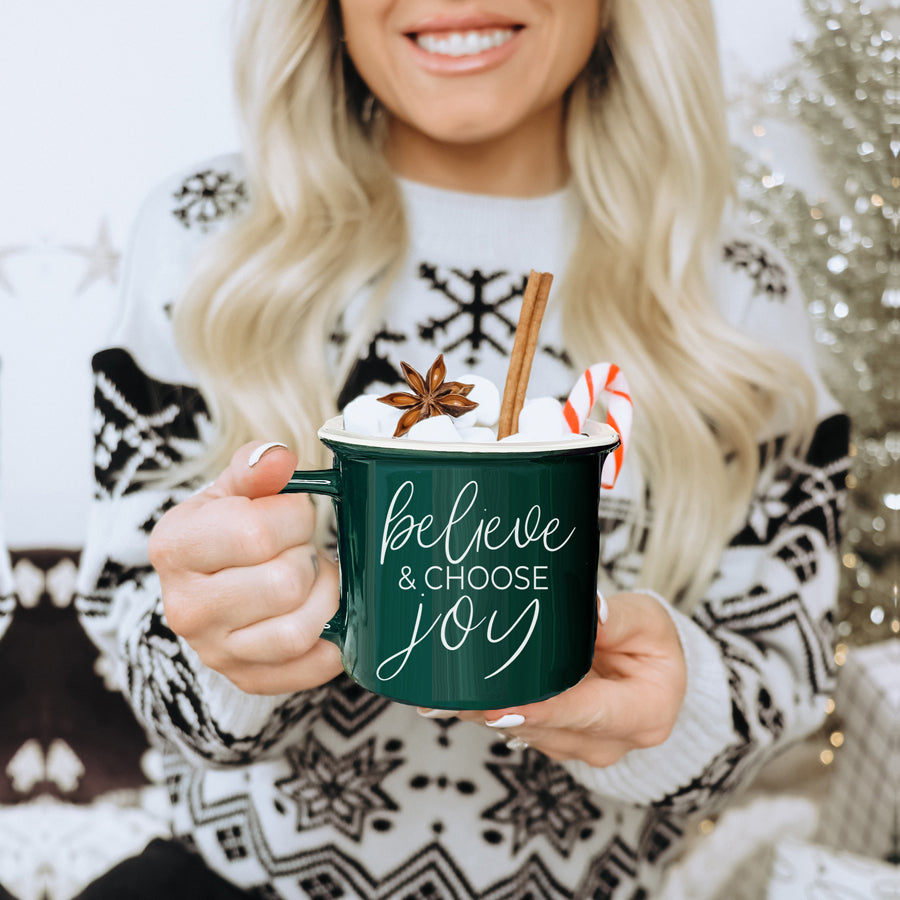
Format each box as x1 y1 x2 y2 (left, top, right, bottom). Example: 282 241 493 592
735 0 899 644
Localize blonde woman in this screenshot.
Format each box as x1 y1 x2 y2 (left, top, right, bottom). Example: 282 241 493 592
75 0 849 897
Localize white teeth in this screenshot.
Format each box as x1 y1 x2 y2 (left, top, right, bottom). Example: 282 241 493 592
463 32 482 53
415 28 515 57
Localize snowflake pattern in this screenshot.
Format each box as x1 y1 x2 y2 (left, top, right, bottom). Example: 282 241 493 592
635 812 683 868
732 419 849 551
755 687 786 737
124 602 327 766
417 266 526 366
92 348 209 498
77 207 853 899
483 750 601 857
75 560 155 620
275 734 403 842
0 592 15 643
335 326 407 410
722 239 789 299
775 532 820 583
745 456 793 541
319 676 393 740
652 734 758 818
576 837 641 900
171 169 248 231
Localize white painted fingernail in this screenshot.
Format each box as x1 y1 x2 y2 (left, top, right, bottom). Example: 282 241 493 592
417 708 458 719
248 442 288 467
597 591 609 625
485 714 525 729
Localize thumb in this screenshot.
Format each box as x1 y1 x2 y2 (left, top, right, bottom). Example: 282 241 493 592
205 441 300 501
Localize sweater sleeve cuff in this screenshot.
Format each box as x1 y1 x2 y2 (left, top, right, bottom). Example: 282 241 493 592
563 590 734 805
179 639 290 738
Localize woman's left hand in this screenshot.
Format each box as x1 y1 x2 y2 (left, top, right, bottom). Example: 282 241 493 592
434 592 688 767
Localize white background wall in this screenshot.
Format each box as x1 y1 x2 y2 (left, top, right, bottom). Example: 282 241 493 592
0 0 812 550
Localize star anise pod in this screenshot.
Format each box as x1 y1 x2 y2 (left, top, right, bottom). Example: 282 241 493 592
378 354 478 437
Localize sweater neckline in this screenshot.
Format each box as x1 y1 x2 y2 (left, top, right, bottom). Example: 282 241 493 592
396 176 580 268
397 176 576 219
396 175 575 210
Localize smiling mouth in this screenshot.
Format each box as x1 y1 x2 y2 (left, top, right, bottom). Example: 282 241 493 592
410 27 521 58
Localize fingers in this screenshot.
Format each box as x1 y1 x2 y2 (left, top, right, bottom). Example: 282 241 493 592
148 440 345 696
452 690 636 766
166 543 323 637
206 441 299 501
222 553 341 664
150 441 317 575
172 553 343 695
223 639 344 695
475 675 633 736
450 593 687 764
459 677 660 766
151 492 317 574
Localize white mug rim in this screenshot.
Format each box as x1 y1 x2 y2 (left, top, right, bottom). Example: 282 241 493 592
318 415 619 454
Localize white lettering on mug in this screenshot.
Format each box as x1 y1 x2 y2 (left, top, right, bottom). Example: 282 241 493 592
376 594 541 682
375 604 441 682
439 595 486 651
423 564 549 592
484 598 541 679
380 480 574 565
376 479 574 683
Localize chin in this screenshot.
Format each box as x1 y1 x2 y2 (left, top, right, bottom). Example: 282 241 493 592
409 111 524 147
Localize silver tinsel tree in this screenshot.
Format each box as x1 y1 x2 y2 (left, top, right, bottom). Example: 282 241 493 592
736 0 899 644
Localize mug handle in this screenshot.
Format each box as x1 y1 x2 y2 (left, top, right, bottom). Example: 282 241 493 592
280 469 345 648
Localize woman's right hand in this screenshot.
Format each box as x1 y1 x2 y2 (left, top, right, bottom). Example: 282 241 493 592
149 441 343 695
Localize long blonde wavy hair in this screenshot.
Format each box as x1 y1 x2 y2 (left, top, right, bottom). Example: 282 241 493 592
174 0 814 610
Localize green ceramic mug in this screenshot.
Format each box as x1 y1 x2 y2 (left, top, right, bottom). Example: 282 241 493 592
282 416 620 709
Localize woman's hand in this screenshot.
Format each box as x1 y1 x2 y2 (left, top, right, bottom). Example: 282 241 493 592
447 592 688 767
149 441 343 695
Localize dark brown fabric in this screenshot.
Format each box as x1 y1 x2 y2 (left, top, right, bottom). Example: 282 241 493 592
74 839 256 900
0 551 151 803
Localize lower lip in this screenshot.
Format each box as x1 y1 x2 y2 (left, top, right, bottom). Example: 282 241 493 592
405 30 523 75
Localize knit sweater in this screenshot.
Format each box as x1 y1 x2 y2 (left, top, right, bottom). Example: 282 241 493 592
0 540 14 643
76 155 849 900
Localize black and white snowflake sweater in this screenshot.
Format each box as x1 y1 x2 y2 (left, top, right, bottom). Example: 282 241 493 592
0 539 14 643
76 156 849 900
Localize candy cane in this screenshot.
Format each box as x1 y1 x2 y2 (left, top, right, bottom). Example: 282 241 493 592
563 363 633 488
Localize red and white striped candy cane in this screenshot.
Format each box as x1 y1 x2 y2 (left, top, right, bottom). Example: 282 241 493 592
563 363 633 488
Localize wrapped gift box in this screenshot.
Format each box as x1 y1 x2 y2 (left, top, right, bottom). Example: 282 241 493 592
816 640 900 863
766 838 899 898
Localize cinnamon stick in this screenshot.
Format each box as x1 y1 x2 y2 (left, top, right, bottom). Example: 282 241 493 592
511 271 553 429
497 270 552 439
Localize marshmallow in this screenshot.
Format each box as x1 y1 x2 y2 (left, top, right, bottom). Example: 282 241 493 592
498 432 535 443
405 415 462 442
454 373 501 428
499 429 582 444
458 426 496 443
342 379 587 447
515 397 569 440
342 394 402 437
